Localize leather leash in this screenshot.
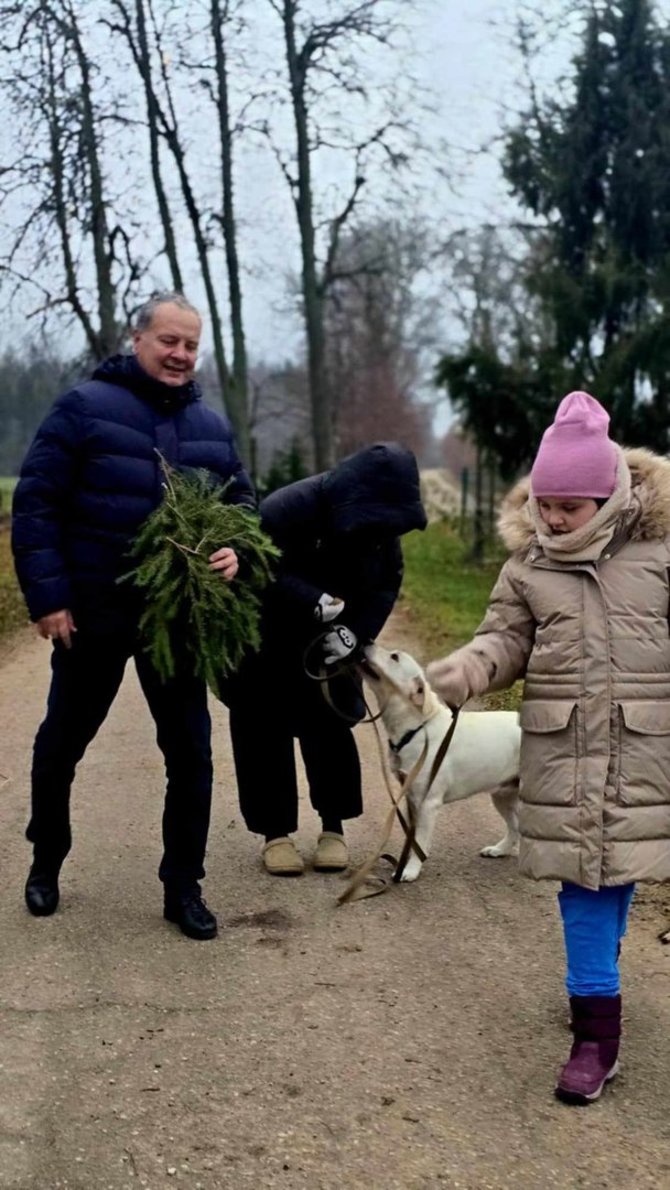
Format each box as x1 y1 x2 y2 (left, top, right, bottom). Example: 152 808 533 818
391 705 460 883
302 633 388 725
337 725 429 904
303 633 462 902
337 703 460 903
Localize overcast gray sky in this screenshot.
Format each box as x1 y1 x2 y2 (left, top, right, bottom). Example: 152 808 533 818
227 0 571 363
0 0 590 375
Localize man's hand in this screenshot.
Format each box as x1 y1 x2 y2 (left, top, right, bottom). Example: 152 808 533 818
208 546 239 582
37 609 76 649
322 624 358 666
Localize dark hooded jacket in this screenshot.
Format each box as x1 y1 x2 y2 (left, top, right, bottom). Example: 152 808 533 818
259 442 427 655
11 354 254 632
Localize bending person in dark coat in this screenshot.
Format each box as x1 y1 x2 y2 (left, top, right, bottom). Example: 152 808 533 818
227 442 427 876
12 292 254 940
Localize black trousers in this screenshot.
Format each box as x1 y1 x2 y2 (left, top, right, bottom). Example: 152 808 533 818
225 650 363 838
28 629 213 890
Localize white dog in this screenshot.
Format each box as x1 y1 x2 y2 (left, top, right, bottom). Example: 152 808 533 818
362 643 521 882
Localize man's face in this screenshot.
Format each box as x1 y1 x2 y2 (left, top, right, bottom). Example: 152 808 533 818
132 302 202 386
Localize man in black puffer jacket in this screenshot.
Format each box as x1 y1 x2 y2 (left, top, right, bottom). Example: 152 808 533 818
12 292 254 940
226 442 427 876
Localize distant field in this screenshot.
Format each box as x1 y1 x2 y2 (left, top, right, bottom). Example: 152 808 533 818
0 478 24 639
0 523 24 639
0 477 16 515
401 519 522 711
402 521 502 650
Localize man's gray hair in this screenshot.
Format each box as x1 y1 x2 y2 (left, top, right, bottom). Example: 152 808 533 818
134 291 201 331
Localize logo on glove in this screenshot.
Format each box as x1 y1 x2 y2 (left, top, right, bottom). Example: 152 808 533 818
322 623 358 666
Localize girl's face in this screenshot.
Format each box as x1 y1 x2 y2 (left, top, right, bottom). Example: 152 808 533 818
537 496 600 535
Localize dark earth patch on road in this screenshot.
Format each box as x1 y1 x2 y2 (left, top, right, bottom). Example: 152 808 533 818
227 908 295 930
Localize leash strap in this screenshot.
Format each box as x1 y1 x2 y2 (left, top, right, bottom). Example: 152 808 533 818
303 633 388 725
392 705 460 883
302 632 462 901
337 729 430 905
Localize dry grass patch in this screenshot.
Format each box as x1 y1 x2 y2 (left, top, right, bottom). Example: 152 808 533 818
0 523 25 640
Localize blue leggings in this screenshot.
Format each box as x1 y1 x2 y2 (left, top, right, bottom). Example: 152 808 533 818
558 882 636 997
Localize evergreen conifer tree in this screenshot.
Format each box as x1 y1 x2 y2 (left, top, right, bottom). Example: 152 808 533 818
503 0 670 444
437 0 670 478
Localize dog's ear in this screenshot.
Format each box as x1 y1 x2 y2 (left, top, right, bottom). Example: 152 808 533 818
409 677 427 709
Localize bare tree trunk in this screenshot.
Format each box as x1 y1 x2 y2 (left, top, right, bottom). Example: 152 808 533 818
211 0 249 457
487 457 496 539
148 1 253 462
459 466 469 540
42 27 101 358
63 3 118 356
107 0 251 462
38 5 123 358
274 0 411 469
133 0 184 290
282 0 332 470
469 446 485 565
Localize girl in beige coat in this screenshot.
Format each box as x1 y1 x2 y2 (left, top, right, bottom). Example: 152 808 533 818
427 391 670 1106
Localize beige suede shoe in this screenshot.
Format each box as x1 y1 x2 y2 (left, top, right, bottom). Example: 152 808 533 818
262 836 305 876
313 831 349 872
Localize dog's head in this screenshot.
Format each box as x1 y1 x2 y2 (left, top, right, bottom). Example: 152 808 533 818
362 642 435 714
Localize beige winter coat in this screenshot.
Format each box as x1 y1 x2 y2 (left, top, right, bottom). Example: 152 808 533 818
473 448 670 890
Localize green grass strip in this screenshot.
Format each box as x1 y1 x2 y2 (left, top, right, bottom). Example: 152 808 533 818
401 520 522 711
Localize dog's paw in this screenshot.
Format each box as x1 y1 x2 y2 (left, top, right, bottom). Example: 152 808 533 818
659 927 670 945
397 858 422 882
480 841 519 859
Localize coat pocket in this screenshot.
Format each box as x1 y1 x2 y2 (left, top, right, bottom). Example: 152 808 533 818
616 701 670 806
519 699 578 805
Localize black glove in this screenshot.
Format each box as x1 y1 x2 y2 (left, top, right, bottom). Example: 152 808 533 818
322 624 358 666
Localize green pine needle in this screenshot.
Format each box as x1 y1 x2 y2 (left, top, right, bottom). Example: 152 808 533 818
121 457 280 697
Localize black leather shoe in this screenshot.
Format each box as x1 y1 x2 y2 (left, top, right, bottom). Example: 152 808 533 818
164 891 218 940
25 867 60 916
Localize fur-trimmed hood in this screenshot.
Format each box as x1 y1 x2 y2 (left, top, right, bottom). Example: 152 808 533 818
498 447 670 552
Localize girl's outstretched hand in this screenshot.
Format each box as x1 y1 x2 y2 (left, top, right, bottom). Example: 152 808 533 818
426 646 493 706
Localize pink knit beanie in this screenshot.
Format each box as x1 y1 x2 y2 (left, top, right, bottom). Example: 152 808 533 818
530 391 617 499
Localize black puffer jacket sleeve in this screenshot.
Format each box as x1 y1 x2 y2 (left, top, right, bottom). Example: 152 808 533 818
340 538 404 643
260 476 325 618
11 389 86 621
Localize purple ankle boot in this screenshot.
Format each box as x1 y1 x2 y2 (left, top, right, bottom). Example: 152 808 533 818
555 995 621 1106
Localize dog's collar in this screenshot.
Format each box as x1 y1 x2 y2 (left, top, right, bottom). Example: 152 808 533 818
388 722 428 754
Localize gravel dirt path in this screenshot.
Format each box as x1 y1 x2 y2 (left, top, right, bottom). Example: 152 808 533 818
2 609 670 1190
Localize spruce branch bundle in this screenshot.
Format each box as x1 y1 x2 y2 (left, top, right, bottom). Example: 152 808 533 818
122 459 280 696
